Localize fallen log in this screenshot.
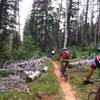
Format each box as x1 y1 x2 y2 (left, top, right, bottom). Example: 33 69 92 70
0 75 30 94
0 69 13 73
24 66 48 82
69 59 93 67
3 57 48 74
26 71 41 82
42 66 48 72
0 69 11 71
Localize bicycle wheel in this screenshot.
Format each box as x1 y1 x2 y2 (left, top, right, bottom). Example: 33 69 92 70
64 68 68 82
96 86 100 100
60 66 63 77
88 91 96 100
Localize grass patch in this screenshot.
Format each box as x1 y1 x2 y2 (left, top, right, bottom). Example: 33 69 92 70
68 46 100 100
30 61 61 99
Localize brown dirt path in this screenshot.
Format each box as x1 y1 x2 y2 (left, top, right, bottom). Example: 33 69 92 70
52 61 79 100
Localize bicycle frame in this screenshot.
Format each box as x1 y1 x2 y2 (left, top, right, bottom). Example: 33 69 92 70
60 61 69 82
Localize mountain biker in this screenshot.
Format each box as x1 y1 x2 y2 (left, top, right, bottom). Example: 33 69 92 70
83 55 100 84
60 47 70 65
51 49 55 59
59 47 70 81
51 49 55 58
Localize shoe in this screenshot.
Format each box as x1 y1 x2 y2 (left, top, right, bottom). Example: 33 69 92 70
83 80 93 85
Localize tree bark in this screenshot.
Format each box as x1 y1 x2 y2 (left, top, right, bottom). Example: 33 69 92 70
97 1 100 44
64 0 68 48
84 0 89 45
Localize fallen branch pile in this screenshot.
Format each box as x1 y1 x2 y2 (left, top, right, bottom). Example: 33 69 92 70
0 57 49 94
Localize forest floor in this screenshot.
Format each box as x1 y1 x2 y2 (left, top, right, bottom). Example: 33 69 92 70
52 60 79 100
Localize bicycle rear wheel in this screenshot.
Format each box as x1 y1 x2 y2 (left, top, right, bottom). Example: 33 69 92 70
63 68 68 82
96 86 100 100
88 91 96 100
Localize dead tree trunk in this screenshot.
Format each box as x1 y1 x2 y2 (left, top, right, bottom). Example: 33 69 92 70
84 0 89 45
97 1 100 44
64 0 68 48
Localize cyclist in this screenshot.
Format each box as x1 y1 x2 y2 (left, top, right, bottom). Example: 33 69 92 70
51 49 55 58
83 55 100 84
59 47 70 81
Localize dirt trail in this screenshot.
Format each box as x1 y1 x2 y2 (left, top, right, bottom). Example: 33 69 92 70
52 61 78 100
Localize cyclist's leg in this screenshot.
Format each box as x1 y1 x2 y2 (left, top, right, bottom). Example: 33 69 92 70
60 67 63 77
60 66 65 78
63 66 68 82
60 60 64 77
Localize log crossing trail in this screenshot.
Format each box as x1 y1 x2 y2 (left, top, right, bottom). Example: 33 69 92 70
52 61 79 100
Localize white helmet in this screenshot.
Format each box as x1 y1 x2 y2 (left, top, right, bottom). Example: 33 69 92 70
63 47 67 50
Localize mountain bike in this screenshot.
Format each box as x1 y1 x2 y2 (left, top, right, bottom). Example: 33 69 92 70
60 61 69 82
88 79 100 100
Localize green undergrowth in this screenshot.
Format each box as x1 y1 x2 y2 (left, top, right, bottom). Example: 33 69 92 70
30 61 61 99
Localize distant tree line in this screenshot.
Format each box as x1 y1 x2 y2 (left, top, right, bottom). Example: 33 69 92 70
0 0 21 66
23 0 63 53
23 0 100 52
0 0 100 66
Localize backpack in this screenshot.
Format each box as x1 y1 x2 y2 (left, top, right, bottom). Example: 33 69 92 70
61 51 69 60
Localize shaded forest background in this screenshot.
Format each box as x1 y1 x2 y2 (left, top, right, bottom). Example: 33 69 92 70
0 0 100 67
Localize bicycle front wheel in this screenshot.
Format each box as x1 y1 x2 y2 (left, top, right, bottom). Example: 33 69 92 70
88 91 96 100
64 68 68 82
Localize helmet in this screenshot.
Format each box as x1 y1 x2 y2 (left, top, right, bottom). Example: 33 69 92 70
96 56 100 63
63 47 67 50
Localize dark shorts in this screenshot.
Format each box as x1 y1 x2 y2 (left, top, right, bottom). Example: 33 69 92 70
90 63 96 69
61 60 69 67
90 59 100 69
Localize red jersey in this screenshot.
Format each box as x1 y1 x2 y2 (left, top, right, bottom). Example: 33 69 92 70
60 51 70 60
